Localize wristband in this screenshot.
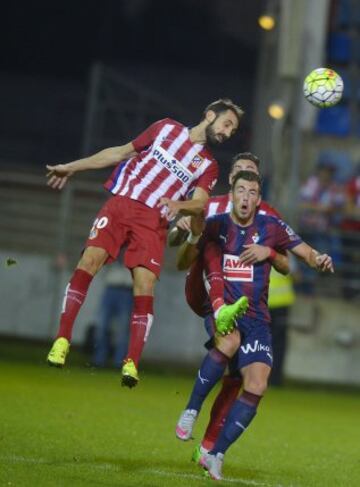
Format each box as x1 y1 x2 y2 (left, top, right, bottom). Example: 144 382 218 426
187 232 201 245
268 248 276 262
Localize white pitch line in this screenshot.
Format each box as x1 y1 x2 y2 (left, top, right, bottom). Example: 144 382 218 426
0 456 119 471
1 455 48 464
1 455 287 487
143 468 274 486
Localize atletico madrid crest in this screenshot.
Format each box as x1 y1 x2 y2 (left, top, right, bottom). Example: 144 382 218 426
191 155 203 169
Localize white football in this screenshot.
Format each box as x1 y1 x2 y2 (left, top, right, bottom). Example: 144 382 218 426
303 68 344 108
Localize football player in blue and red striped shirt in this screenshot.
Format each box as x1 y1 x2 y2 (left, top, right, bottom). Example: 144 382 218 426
175 170 334 480
170 153 289 454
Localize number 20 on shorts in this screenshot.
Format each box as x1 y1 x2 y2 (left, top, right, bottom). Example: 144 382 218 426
89 216 108 239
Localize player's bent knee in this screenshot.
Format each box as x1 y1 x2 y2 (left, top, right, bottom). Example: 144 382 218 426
134 282 155 295
215 331 240 358
133 268 157 295
77 247 108 275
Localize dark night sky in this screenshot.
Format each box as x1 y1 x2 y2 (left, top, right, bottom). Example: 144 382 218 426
1 1 266 168
3 0 264 80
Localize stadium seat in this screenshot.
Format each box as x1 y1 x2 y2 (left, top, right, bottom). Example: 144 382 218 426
315 104 351 136
328 33 352 63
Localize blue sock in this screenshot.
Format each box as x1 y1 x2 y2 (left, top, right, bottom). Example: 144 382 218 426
186 348 228 412
211 391 262 455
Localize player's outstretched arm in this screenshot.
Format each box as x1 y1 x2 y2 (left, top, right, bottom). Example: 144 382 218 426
46 142 137 190
290 242 334 273
239 245 290 275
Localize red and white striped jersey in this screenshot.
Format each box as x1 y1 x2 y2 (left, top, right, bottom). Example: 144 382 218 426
205 194 232 217
205 193 281 218
104 118 218 210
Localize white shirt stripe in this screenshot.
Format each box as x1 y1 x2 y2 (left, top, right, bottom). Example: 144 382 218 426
117 124 174 198
127 124 175 200
145 133 200 207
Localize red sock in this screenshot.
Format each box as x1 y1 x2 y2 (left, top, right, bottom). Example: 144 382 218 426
125 296 154 367
56 269 93 341
203 241 224 314
202 375 242 450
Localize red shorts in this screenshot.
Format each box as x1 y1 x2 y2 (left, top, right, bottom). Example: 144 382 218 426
185 256 209 317
85 196 168 278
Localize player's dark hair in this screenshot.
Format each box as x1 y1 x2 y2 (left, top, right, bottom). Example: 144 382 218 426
231 170 262 192
203 98 244 124
231 152 260 169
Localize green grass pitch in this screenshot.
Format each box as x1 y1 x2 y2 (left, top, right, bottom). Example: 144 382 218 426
0 343 359 487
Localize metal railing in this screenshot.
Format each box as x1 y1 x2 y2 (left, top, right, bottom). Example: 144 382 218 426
1 171 359 299
0 172 107 267
295 227 360 299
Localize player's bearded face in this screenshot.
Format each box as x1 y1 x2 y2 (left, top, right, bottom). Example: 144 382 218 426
231 179 261 223
205 121 226 145
205 110 238 146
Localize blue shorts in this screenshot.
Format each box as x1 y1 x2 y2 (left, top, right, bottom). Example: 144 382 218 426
237 319 273 369
203 315 273 370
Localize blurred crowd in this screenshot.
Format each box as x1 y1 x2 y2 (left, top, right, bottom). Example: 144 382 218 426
297 152 360 299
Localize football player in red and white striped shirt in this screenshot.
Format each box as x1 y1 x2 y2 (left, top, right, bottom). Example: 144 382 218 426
45 98 244 387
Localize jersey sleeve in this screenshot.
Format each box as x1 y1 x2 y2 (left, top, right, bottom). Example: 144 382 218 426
273 218 303 252
131 118 172 153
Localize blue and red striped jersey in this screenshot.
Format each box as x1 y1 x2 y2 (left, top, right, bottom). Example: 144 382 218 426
200 212 302 323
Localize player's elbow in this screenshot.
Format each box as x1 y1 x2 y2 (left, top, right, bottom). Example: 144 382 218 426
192 198 207 215
273 255 291 275
167 228 187 247
176 250 195 271
278 265 290 276
176 257 191 271
176 243 198 271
